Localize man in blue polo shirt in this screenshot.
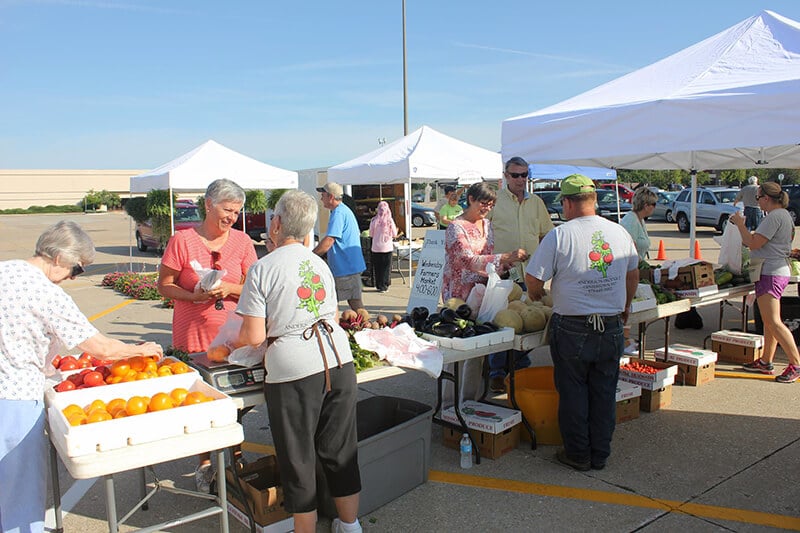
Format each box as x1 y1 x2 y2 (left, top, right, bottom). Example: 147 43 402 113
313 182 366 311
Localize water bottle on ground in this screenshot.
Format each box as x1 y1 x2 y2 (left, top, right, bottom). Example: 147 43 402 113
460 433 473 469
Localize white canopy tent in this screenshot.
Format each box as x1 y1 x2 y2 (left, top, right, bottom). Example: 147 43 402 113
328 125 502 279
129 140 298 266
502 10 800 254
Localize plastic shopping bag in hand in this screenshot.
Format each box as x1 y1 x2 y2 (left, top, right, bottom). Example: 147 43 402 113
190 259 227 293
477 263 514 323
206 310 241 362
713 223 743 275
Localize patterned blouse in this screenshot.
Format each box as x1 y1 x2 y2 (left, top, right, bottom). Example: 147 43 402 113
441 217 505 302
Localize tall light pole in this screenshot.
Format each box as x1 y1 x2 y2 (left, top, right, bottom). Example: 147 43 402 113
402 0 408 135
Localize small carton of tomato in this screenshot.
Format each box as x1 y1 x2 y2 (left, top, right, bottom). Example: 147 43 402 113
618 358 677 390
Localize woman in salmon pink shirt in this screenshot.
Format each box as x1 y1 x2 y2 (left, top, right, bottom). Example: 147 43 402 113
158 178 257 491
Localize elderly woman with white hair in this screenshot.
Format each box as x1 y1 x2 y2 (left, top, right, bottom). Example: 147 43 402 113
0 221 163 533
236 190 362 533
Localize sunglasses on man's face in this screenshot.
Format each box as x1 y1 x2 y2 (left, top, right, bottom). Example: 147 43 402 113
507 171 529 179
70 264 84 278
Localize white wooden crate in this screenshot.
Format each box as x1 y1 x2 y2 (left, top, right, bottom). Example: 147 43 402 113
46 374 236 458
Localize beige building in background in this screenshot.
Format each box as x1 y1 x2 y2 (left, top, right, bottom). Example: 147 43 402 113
0 169 146 210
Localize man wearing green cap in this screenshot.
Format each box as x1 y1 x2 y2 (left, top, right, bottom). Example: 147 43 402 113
525 174 639 471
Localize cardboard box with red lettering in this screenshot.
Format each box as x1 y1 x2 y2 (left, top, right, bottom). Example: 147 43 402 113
655 344 717 386
442 424 521 460
615 380 641 424
711 330 764 364
618 359 678 390
440 400 521 434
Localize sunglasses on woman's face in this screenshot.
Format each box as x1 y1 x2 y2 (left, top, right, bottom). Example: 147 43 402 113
70 264 84 278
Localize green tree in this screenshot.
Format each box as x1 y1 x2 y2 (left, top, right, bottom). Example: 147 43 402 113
124 197 148 223
145 189 176 249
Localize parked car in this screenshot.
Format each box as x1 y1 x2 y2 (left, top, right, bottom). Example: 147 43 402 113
782 184 800 225
234 210 271 241
532 189 631 222
532 190 564 222
598 183 634 202
411 203 437 227
595 189 633 222
135 200 202 252
672 187 739 233
650 191 678 222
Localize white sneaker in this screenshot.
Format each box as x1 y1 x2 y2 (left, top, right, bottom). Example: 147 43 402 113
623 342 640 356
194 463 215 494
332 518 363 533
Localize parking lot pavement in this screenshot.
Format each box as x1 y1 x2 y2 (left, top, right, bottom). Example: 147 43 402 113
3 213 798 532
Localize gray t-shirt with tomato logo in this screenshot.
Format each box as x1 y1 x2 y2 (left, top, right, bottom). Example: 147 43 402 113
237 243 352 383
526 215 638 316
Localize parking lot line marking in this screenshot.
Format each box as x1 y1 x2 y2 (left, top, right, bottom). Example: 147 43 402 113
428 470 800 530
715 371 776 381
86 299 135 322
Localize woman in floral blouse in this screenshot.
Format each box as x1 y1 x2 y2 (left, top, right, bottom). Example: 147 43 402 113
442 182 527 301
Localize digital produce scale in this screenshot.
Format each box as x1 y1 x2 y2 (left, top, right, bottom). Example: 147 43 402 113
187 353 265 395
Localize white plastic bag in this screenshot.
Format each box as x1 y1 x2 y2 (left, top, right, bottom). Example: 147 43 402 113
189 259 226 294
465 284 485 320
206 310 241 362
228 342 267 368
477 263 514 323
713 223 743 275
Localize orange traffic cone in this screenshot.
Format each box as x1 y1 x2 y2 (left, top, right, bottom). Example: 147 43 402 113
656 240 667 260
694 240 703 260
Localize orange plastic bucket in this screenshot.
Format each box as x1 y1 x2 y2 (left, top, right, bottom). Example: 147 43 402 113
506 366 562 445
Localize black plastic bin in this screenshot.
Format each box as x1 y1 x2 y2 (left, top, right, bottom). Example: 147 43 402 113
316 396 433 517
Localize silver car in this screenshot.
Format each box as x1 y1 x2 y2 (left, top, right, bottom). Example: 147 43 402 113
650 191 677 222
673 187 740 233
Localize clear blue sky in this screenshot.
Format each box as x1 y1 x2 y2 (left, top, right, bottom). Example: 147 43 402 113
2 0 799 171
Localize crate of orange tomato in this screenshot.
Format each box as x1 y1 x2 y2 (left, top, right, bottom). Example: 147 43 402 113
46 371 237 457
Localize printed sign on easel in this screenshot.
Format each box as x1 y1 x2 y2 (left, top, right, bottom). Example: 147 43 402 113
407 230 446 314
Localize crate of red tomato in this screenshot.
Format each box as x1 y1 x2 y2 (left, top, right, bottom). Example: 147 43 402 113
618 359 677 390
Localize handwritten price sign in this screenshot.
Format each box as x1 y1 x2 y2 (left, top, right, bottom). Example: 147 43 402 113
407 230 446 314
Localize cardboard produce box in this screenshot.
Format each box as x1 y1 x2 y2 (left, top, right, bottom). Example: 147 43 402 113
225 455 290 528
656 261 715 289
227 502 293 533
711 330 764 364
442 424 520 460
655 344 717 386
640 385 672 412
615 380 642 424
441 400 522 434
618 359 678 390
